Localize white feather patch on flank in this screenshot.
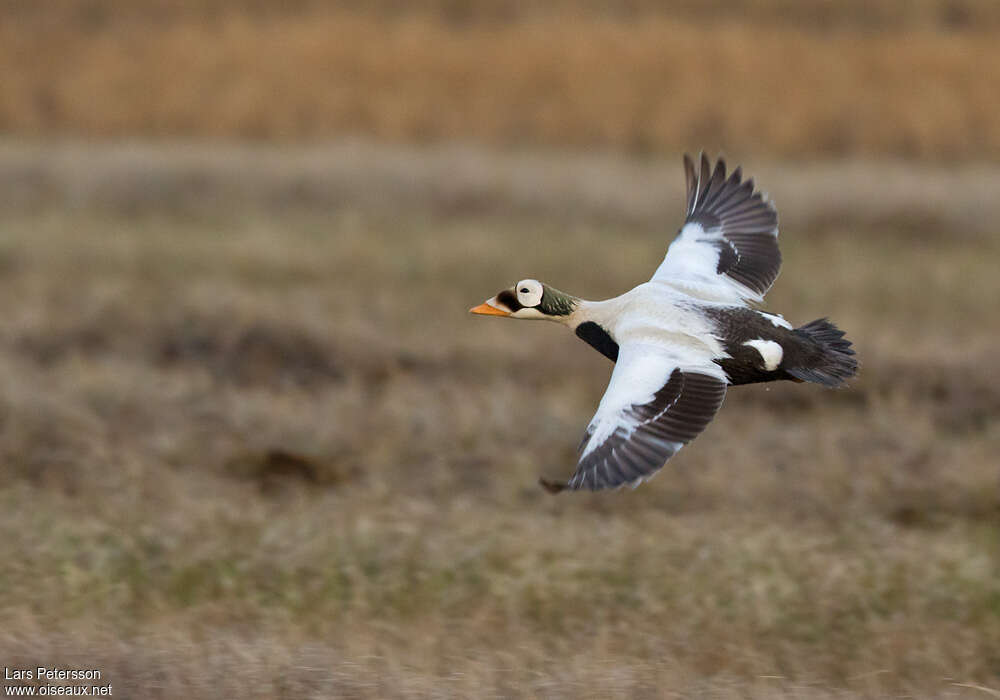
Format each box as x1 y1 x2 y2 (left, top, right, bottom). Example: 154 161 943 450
760 312 793 329
743 339 783 371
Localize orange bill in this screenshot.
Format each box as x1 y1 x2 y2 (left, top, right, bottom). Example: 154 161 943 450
469 302 511 317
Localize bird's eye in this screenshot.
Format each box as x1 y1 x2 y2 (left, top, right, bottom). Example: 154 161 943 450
515 280 543 307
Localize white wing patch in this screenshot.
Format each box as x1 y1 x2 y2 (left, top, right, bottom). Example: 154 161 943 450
743 339 783 371
653 222 750 302
580 346 680 459
760 312 793 330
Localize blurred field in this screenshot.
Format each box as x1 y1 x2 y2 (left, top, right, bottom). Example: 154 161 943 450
0 143 998 698
2 1 999 695
2 0 1000 157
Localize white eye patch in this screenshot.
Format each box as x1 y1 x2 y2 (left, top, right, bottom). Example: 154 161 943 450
516 279 543 307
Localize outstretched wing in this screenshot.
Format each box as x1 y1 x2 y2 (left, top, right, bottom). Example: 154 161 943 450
543 343 727 492
651 154 780 304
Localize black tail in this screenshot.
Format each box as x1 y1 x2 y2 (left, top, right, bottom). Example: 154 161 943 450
787 318 858 387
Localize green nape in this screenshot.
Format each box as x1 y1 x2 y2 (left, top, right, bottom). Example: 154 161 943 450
539 285 579 316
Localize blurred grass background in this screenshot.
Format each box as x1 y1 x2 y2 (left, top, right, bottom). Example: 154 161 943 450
1 2 999 698
2 0 1000 156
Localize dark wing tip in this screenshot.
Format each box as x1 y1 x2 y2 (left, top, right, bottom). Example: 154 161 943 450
729 165 743 186
686 152 742 213
683 153 698 213
699 153 712 196
538 477 568 494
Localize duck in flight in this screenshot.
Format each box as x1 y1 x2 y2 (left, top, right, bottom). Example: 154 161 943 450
470 154 857 492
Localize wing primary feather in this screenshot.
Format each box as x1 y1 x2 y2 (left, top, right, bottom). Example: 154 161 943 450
603 449 630 487
701 159 729 210
699 153 712 207
684 153 698 214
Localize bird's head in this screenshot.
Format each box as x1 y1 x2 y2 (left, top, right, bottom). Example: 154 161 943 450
469 279 578 322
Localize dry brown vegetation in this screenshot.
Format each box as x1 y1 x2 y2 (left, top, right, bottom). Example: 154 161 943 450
0 143 998 698
2 0 1000 157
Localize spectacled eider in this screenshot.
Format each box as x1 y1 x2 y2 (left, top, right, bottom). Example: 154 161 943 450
471 154 857 492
